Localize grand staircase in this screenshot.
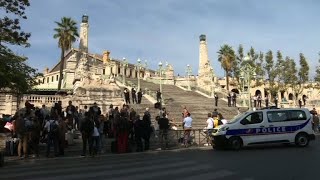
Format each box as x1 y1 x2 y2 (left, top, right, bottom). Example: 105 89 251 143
124 78 242 129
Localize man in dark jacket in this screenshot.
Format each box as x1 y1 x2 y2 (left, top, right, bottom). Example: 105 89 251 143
80 111 94 157
158 115 170 150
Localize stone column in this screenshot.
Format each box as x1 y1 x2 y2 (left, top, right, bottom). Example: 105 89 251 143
79 15 89 53
199 34 210 78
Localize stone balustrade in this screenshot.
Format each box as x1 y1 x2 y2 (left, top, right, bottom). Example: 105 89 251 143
22 95 64 107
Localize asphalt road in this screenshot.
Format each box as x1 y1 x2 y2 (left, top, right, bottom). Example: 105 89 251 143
1 139 320 180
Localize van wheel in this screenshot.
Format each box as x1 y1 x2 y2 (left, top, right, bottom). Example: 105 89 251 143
295 133 309 147
229 137 242 150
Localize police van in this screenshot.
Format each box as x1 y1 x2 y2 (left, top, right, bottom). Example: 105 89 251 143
211 108 315 150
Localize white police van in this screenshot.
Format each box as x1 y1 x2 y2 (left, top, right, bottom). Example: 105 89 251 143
211 108 315 150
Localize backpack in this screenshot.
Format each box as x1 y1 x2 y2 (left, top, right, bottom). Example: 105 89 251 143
49 120 59 135
24 118 34 132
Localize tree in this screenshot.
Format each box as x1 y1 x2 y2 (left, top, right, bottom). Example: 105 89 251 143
274 51 285 93
314 52 320 85
0 0 40 94
53 17 79 90
293 53 310 98
283 56 297 92
218 44 236 91
255 51 265 87
233 44 244 87
264 50 274 81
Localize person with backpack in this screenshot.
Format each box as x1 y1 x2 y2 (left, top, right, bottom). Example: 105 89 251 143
44 112 59 157
15 101 35 159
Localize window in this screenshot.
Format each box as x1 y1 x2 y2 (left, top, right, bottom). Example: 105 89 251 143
103 69 105 75
288 110 307 121
47 77 49 83
56 75 59 81
51 76 54 82
267 111 288 122
241 112 263 125
267 110 307 122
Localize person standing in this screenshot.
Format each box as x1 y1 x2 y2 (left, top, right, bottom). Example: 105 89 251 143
158 115 170 150
205 113 214 145
66 101 76 130
227 93 231 107
182 113 192 147
80 112 94 157
274 96 278 108
89 118 100 156
298 99 302 108
116 112 130 153
58 116 67 156
142 110 152 151
303 96 307 106
214 94 218 107
131 87 137 104
156 90 162 103
312 112 319 133
265 96 269 108
44 112 59 157
137 89 143 104
232 93 237 107
258 95 262 108
253 96 257 108
124 88 130 104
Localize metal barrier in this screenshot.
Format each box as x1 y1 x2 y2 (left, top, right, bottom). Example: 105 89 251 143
151 129 210 149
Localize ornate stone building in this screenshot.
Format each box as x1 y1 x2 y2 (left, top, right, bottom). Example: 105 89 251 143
0 15 319 116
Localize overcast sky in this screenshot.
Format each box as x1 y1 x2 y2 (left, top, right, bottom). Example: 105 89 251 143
14 0 320 78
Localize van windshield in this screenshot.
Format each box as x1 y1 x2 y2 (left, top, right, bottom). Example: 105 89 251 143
227 112 248 124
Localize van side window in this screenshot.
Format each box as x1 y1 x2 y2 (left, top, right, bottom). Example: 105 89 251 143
267 110 307 122
288 110 307 121
241 112 263 125
267 111 288 122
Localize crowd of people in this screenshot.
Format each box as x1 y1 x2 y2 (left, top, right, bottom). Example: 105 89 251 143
5 96 318 158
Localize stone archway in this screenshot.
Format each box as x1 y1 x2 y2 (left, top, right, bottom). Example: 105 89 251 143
255 90 261 96
288 93 294 100
231 89 239 94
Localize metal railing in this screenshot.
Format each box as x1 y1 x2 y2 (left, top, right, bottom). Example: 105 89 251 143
150 129 210 148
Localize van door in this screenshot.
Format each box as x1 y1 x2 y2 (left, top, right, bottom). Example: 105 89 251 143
229 111 267 144
266 110 309 142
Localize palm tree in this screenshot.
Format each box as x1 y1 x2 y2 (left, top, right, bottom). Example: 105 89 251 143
218 44 236 91
53 17 79 91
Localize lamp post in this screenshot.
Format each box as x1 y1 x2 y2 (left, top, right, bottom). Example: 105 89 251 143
121 58 128 85
159 61 166 103
210 68 215 97
186 64 192 91
136 58 143 91
239 56 256 109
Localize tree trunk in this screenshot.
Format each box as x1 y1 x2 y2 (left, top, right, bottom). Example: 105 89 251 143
226 70 229 91
57 49 65 91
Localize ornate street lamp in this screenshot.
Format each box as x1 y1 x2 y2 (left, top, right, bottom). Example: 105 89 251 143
210 68 215 97
186 64 192 91
159 61 163 93
136 58 142 91
121 58 128 85
239 56 256 109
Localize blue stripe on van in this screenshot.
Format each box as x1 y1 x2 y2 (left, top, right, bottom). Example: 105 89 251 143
225 119 310 136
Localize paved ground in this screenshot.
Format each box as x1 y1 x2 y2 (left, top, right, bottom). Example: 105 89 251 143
1 139 320 180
